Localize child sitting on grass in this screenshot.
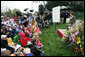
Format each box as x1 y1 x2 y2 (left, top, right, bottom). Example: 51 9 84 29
11 45 33 56
6 34 16 49
34 22 42 34
1 34 14 54
32 33 43 48
19 32 31 47
11 26 16 39
13 31 21 45
29 38 45 56
6 33 21 49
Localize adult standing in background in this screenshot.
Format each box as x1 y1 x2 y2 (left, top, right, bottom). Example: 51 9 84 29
63 10 70 23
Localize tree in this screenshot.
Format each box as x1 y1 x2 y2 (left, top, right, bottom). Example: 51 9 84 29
45 1 84 11
4 8 21 17
33 1 47 10
33 1 48 15
5 9 12 17
33 1 46 6
39 4 45 15
68 1 84 11
1 12 5 16
12 8 21 16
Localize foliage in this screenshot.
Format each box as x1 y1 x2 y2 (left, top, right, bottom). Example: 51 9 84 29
39 4 45 15
45 1 84 11
73 11 84 20
12 8 21 16
5 9 12 17
1 8 21 17
1 12 4 16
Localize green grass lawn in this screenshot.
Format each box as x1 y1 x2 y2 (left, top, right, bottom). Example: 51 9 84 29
38 11 84 56
74 11 84 20
39 23 78 56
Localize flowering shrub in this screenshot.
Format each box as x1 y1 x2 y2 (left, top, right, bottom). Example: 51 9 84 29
61 21 84 56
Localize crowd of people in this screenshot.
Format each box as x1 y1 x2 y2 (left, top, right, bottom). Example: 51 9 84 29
60 10 74 23
1 11 52 56
1 9 74 56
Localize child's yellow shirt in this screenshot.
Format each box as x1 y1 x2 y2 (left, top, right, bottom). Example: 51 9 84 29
7 38 15 46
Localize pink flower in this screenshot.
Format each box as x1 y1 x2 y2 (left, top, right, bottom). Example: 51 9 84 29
69 36 72 40
71 33 75 37
75 31 79 35
73 38 75 42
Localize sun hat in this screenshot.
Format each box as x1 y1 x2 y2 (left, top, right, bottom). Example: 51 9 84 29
1 35 7 39
1 48 7 52
24 15 27 18
1 16 3 18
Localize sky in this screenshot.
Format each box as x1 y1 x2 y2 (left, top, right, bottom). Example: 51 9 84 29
1 1 47 13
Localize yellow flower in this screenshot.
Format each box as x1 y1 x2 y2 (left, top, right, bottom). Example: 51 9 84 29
69 28 73 32
62 36 65 40
82 41 84 44
76 37 80 40
82 36 84 40
64 31 67 35
77 40 81 44
71 28 73 31
80 47 83 51
80 45 82 48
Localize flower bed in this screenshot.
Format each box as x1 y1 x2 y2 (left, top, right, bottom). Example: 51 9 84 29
61 20 84 56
